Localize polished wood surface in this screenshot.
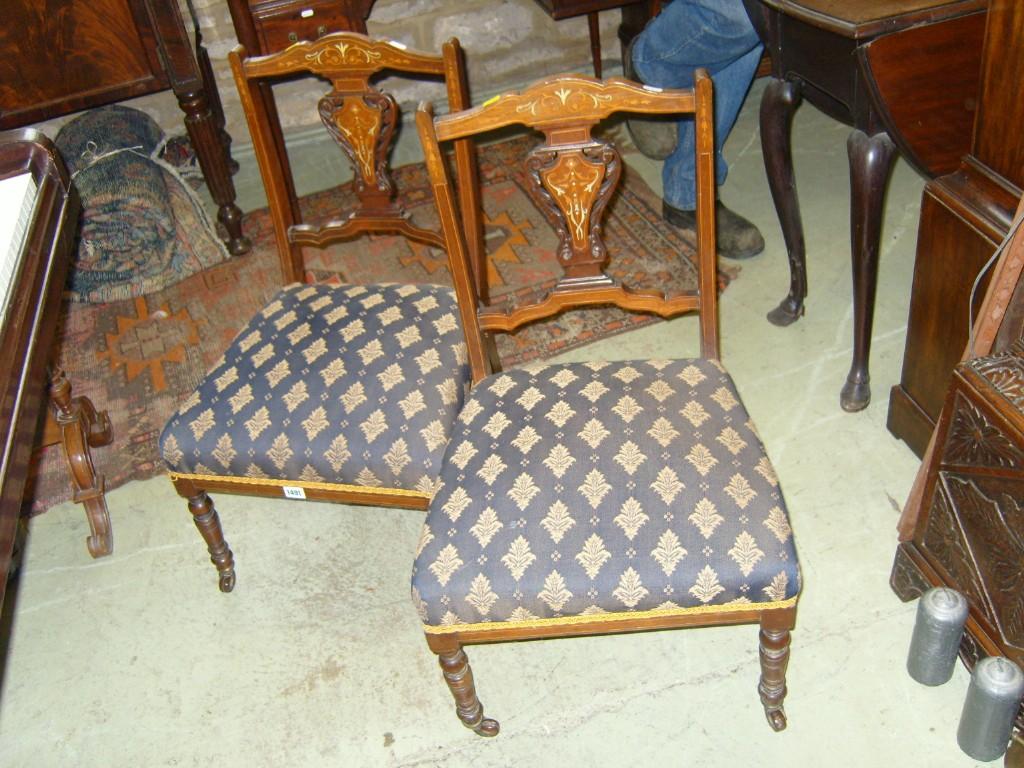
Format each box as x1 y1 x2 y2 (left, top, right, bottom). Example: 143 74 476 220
760 0 983 37
0 0 249 255
416 72 796 736
745 0 985 412
0 0 164 127
888 0 1024 454
860 10 984 178
974 0 1024 185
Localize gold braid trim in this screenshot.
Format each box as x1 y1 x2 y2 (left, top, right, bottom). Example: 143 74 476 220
167 471 430 499
423 596 799 635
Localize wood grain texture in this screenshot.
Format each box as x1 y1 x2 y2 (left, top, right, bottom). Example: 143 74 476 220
974 0 1024 189
0 0 165 127
859 9 985 178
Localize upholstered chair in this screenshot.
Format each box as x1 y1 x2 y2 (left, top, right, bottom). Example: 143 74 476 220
159 33 480 592
411 71 802 736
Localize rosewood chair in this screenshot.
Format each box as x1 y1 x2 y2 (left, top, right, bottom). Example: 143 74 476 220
158 33 480 592
411 71 802 736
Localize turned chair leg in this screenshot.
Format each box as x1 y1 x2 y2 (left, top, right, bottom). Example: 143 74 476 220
435 643 499 737
186 491 235 593
758 619 792 731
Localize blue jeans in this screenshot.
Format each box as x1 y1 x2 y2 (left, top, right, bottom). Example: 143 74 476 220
631 0 762 210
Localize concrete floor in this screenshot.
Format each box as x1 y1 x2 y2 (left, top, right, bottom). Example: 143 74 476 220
0 77 991 766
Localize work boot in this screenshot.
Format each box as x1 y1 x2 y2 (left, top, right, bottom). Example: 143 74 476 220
623 39 678 160
663 200 765 260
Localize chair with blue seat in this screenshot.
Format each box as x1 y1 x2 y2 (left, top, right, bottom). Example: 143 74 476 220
158 32 481 592
411 70 802 736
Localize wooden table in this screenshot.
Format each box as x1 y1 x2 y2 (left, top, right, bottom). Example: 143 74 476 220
0 0 250 256
742 0 986 411
531 0 654 77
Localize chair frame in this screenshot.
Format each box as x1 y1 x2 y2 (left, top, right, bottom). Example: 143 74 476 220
416 71 797 735
167 33 481 592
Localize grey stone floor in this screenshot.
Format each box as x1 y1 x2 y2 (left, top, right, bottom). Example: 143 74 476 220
0 78 991 766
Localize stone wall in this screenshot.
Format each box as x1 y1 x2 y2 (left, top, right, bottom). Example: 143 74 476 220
34 0 624 152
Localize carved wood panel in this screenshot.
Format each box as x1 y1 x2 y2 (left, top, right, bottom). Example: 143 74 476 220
943 392 1024 468
933 474 1024 652
915 352 1024 681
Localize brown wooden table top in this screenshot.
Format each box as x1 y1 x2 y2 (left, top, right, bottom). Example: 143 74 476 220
759 0 986 37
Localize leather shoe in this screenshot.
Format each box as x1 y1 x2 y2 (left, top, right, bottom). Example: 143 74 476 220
663 200 765 260
623 39 678 160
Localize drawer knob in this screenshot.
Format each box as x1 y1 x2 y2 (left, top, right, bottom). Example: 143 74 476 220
288 32 298 43
317 25 327 37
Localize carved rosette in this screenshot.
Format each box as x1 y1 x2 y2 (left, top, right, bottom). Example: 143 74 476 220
968 350 1024 409
525 141 619 279
318 89 397 199
943 393 1024 468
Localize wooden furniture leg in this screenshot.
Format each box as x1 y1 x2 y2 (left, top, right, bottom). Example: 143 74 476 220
759 77 807 327
175 86 250 256
843 128 896 412
46 366 113 558
432 639 500 737
587 12 603 77
176 481 236 593
193 20 239 176
758 613 793 732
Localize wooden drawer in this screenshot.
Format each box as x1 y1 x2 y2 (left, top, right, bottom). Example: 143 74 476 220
249 0 367 54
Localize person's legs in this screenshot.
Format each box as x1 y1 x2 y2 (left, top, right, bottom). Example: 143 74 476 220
629 0 766 258
632 0 762 209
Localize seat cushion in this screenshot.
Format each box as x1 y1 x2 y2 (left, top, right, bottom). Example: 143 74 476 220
412 359 800 631
160 282 469 496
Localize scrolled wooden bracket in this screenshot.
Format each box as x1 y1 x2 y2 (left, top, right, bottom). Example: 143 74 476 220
47 366 114 558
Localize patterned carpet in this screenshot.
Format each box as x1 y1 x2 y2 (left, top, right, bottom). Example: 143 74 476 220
27 134 736 514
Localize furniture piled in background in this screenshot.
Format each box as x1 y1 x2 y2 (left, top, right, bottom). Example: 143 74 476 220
412 71 800 736
159 32 480 592
0 0 250 256
742 0 987 412
887 0 1024 457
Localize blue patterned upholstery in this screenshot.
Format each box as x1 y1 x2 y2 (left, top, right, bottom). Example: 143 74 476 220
160 282 470 496
412 359 800 630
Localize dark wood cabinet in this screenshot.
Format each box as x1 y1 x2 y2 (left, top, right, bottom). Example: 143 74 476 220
227 0 374 53
888 0 1024 456
0 0 249 255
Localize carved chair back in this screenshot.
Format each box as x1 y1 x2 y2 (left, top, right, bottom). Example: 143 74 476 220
229 32 481 286
416 71 718 384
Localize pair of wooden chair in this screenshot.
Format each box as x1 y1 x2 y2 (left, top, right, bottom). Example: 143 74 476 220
158 32 801 734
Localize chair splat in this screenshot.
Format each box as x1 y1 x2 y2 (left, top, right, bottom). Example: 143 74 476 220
525 139 620 284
